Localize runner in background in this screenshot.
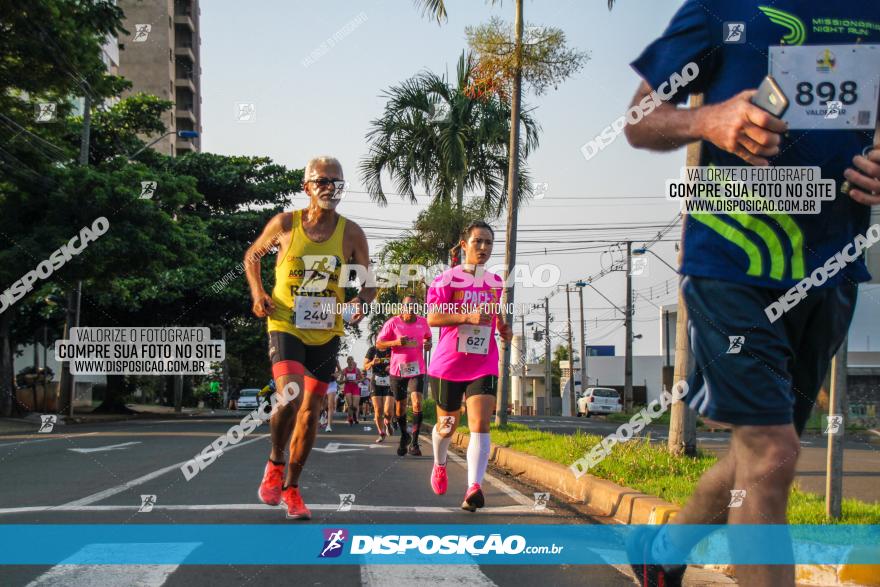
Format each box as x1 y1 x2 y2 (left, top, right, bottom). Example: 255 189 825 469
342 356 361 425
426 221 511 511
321 360 340 432
358 375 371 420
377 295 433 456
364 340 394 440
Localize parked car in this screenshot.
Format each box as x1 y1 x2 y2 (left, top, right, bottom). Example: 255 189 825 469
576 387 622 417
237 388 261 410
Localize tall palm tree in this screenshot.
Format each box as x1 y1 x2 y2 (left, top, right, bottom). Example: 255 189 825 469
412 1 616 424
360 51 538 217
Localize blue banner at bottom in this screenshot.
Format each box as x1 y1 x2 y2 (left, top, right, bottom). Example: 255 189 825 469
0 525 877 565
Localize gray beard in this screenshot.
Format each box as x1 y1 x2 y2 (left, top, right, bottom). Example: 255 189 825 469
316 198 339 210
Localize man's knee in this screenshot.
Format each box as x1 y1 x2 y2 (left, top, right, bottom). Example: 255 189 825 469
735 427 800 481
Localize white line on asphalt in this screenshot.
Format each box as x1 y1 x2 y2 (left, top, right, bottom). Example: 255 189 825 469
361 563 497 586
58 434 268 508
24 542 200 587
0 503 553 515
0 432 101 447
68 441 142 454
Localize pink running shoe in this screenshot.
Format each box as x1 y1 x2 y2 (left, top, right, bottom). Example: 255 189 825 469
430 463 448 495
258 461 284 506
461 483 484 512
281 486 311 520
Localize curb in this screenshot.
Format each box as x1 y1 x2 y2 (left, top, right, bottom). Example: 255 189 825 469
443 429 879 587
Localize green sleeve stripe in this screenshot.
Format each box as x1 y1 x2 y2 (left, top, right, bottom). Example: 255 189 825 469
691 213 764 277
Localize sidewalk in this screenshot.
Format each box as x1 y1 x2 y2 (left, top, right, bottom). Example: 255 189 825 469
0 404 243 435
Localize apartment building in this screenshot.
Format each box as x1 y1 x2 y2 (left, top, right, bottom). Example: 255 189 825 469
117 0 202 155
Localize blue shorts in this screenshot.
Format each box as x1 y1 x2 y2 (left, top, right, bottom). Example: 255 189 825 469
682 275 857 433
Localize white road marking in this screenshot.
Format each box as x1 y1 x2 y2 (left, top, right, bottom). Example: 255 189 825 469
0 432 101 447
68 441 142 454
361 564 497 586
0 503 552 515
313 441 389 454
59 434 268 508
24 542 200 587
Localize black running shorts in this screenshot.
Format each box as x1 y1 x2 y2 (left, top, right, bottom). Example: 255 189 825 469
429 376 497 412
390 375 424 401
267 330 340 383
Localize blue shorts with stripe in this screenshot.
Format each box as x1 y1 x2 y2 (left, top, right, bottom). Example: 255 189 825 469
681 275 857 434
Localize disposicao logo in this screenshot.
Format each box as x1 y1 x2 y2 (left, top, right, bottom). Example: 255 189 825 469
319 528 348 558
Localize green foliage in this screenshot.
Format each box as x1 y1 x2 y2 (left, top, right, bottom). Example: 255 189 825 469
550 344 568 397
464 423 879 524
360 51 539 215
466 17 589 96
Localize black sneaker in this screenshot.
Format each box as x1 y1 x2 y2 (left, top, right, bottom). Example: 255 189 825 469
627 526 686 587
397 432 411 456
408 444 422 456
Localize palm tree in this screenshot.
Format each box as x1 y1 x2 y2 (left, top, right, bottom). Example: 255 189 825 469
412 1 616 424
360 52 538 217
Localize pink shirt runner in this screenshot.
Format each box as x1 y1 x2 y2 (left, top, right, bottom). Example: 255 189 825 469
342 366 360 394
377 315 432 377
426 265 503 382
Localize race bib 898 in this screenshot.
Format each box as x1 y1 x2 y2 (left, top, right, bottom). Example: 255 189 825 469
769 44 879 130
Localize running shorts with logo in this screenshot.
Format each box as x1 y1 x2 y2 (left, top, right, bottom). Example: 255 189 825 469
429 375 497 412
681 276 857 434
390 375 424 401
267 330 340 389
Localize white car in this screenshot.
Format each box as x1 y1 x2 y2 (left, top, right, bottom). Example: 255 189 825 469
576 387 622 417
237 388 260 410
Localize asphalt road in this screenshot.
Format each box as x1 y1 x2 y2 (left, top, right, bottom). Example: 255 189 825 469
510 415 880 503
0 416 664 587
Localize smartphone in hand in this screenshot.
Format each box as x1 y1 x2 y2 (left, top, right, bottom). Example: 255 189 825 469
751 75 789 118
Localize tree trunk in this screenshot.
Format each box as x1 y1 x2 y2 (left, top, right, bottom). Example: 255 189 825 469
0 312 14 417
94 374 134 413
495 0 524 427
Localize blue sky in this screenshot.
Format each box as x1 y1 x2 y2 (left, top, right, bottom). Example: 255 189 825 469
199 0 879 360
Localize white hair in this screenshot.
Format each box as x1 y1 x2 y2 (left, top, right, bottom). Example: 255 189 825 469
305 155 343 177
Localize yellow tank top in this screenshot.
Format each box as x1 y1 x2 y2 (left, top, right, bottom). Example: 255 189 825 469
267 209 347 345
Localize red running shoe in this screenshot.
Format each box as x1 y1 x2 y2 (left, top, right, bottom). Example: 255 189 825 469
430 463 448 495
281 486 311 520
461 483 484 512
257 461 284 506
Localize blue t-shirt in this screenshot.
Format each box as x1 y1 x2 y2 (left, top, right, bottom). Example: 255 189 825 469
632 0 879 289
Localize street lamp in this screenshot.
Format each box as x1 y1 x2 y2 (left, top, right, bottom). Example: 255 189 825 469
128 130 200 160
632 247 678 273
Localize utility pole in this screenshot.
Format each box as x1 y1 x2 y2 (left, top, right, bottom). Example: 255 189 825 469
565 285 575 417
495 0 524 427
544 297 551 417
826 338 847 519
668 94 702 455
624 241 633 411
578 284 587 396
60 93 90 418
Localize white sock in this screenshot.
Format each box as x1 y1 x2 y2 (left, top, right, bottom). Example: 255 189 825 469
467 432 490 486
431 425 451 466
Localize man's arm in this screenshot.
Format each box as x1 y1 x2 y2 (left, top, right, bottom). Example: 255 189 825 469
376 337 400 350
344 221 376 324
623 81 786 167
244 213 287 318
